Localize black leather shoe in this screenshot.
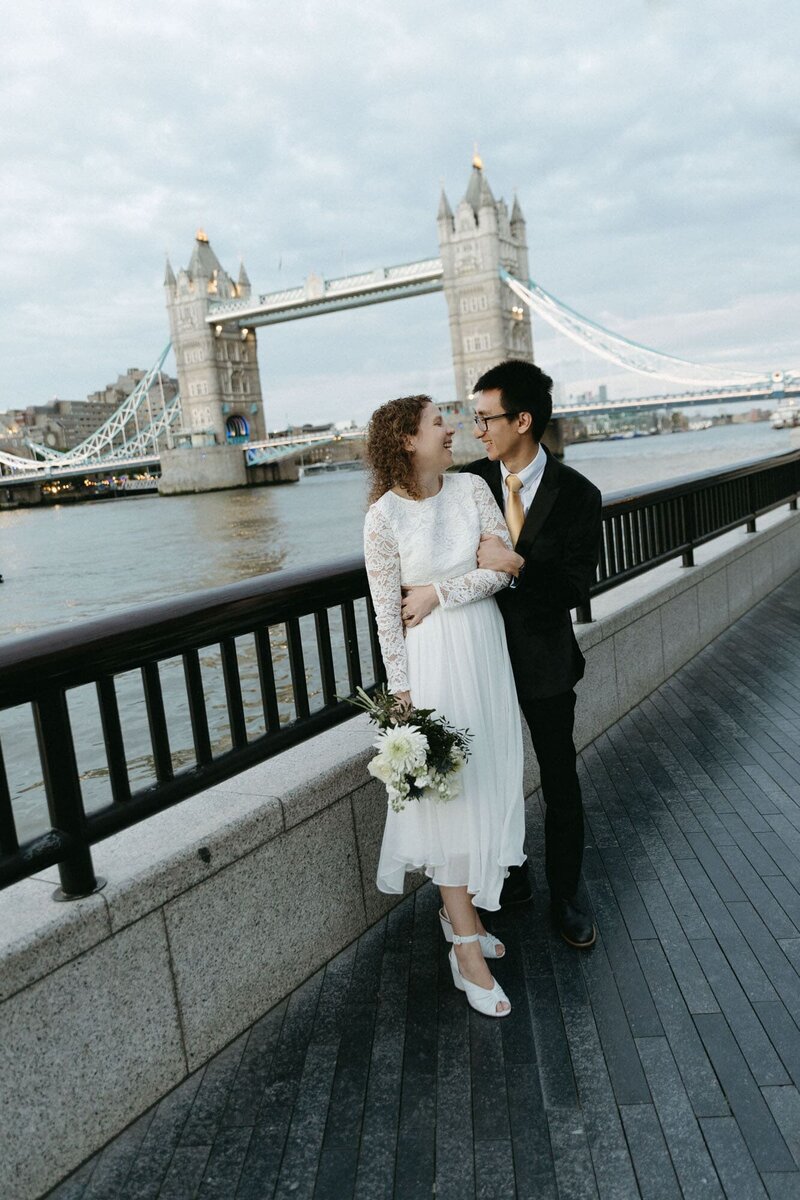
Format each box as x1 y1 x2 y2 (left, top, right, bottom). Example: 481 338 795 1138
499 864 533 908
551 897 596 949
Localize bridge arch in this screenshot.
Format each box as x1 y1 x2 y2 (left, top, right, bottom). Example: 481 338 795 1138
225 413 250 443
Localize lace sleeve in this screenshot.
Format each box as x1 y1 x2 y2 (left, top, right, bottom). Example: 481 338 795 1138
364 503 409 693
434 476 512 608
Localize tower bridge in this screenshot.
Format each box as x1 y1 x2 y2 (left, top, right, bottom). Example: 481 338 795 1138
1 156 794 495
208 257 446 326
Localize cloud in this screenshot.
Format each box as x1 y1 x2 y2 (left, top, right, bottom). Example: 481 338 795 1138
1 0 799 412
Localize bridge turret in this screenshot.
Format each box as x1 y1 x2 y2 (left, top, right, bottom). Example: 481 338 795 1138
164 231 266 450
478 172 496 214
237 261 252 301
437 156 534 401
463 159 484 217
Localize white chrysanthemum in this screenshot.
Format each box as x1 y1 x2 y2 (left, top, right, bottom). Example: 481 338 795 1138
375 725 429 774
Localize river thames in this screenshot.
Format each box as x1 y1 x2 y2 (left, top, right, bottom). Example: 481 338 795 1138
1 421 795 644
1 420 796 842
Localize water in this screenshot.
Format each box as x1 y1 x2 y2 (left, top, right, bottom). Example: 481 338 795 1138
565 420 796 494
1 422 794 644
0 473 369 642
1 421 794 842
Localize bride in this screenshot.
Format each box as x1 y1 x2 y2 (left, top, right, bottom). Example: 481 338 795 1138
363 395 526 1018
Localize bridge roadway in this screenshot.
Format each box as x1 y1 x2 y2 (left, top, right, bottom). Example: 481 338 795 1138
47 570 800 1200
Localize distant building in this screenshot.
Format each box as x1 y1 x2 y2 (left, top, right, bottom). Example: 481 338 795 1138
0 412 29 459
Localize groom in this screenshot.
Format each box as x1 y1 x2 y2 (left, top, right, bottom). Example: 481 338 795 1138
463 359 602 949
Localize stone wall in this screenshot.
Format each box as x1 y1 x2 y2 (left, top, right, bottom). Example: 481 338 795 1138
157 444 248 494
1 509 798 1199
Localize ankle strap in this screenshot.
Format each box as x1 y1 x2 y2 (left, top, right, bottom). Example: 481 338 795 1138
451 932 481 944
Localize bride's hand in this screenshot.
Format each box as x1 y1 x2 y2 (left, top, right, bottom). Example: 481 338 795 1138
401 584 439 628
392 690 412 717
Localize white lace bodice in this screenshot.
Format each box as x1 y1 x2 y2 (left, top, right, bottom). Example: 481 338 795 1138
363 472 512 692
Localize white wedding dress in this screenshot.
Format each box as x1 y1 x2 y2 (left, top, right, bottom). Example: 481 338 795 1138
363 471 525 911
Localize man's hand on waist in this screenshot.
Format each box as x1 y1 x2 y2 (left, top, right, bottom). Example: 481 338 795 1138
401 584 439 627
477 535 525 578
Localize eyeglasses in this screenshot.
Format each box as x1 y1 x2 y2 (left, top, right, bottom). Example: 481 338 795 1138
473 411 519 433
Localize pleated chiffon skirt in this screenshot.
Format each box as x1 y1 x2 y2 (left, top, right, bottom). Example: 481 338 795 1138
376 596 525 911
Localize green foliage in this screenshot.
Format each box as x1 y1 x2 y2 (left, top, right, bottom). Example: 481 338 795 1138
345 685 473 809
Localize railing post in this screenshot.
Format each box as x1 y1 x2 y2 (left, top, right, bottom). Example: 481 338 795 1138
746 474 757 532
32 691 103 900
0 743 19 860
681 492 695 567
575 599 593 623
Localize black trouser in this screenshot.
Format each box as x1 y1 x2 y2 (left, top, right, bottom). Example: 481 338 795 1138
520 689 584 900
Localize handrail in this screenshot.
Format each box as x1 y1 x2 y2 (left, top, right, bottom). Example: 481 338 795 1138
0 556 384 897
576 448 800 619
0 557 367 707
1 448 798 897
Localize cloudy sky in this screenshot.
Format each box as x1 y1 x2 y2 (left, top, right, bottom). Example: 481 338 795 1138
2 1 798 424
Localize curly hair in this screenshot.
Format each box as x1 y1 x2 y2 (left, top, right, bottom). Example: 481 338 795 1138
365 395 432 505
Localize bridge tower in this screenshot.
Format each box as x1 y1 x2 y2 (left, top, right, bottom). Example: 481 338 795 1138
437 156 534 403
164 232 267 446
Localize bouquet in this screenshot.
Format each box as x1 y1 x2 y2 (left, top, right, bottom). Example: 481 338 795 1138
348 686 472 812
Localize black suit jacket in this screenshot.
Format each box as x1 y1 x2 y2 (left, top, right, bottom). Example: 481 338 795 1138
462 449 602 701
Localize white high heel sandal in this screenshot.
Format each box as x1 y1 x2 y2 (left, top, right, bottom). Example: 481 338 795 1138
439 907 505 959
449 932 512 1018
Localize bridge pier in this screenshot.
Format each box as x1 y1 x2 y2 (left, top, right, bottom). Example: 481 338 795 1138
246 460 300 485
157 444 248 495
158 445 300 494
4 482 42 507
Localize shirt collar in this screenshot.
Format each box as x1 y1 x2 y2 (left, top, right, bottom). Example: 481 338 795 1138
500 444 547 489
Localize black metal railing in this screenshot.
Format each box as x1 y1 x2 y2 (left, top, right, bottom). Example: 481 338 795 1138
0 560 385 897
576 447 800 621
1 448 797 897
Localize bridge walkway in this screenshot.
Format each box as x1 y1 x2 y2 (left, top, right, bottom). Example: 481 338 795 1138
49 571 800 1200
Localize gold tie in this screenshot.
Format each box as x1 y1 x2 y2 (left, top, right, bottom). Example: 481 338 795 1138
505 474 525 544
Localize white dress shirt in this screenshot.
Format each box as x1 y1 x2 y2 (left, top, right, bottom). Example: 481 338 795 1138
500 445 547 522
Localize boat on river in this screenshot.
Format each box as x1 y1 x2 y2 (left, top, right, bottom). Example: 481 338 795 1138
301 459 364 476
770 402 800 429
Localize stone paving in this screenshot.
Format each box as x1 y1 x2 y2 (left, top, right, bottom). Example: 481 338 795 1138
49 572 800 1199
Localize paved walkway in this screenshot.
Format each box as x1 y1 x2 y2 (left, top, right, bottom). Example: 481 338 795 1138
50 572 800 1200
